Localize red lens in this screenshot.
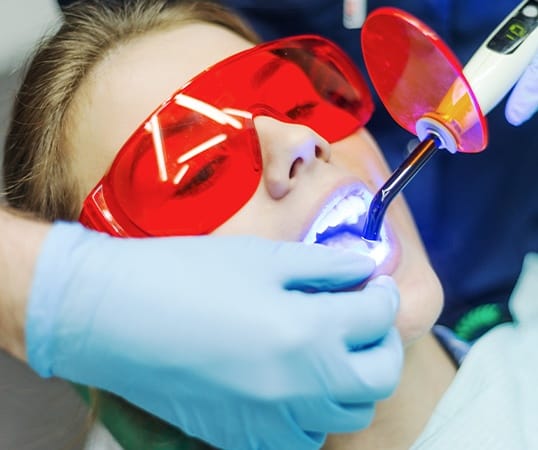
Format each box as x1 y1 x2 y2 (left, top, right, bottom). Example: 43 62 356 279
80 35 373 236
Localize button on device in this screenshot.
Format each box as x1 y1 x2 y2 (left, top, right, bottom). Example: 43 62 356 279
522 5 538 18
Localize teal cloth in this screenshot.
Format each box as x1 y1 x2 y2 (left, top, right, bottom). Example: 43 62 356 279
412 253 538 449
75 385 212 450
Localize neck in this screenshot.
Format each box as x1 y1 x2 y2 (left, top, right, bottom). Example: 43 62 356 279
324 333 456 450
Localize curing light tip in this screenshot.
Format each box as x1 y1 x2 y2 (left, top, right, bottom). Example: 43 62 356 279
362 134 441 241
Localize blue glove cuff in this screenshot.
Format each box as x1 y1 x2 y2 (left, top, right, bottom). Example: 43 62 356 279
26 221 90 377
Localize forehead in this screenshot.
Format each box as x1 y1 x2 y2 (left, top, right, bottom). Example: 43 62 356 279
68 23 253 196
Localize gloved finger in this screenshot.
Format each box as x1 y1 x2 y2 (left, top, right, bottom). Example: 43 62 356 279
179 397 325 450
319 275 399 346
505 51 538 126
257 424 325 450
275 242 376 291
332 327 403 403
292 397 375 434
244 403 326 450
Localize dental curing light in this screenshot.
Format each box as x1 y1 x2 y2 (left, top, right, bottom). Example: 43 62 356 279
361 0 538 241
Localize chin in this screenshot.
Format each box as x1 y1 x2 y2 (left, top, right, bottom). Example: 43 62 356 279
395 263 444 345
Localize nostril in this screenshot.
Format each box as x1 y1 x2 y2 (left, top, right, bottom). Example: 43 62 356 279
289 157 304 178
316 144 331 162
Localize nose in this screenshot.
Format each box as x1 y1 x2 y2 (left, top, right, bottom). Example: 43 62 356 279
254 116 331 199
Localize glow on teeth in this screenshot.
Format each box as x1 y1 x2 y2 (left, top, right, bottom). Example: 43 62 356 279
302 192 369 245
302 191 391 266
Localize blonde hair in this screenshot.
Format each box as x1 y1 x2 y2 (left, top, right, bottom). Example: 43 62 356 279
3 1 258 448
3 0 258 222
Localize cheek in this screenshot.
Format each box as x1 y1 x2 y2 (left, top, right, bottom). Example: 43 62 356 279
211 183 302 240
395 256 444 344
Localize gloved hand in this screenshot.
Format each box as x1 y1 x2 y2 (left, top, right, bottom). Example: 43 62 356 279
505 51 538 126
27 222 403 450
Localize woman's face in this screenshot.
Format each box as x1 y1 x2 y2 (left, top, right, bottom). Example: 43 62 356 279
68 23 443 344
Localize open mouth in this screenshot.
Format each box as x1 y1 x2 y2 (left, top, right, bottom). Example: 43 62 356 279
302 187 391 266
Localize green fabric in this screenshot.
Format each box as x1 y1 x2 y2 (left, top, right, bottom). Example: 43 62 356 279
73 384 214 450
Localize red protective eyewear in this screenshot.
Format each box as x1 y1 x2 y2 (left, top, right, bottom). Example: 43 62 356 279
79 35 374 237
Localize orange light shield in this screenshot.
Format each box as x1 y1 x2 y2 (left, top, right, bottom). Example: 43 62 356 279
361 7 488 153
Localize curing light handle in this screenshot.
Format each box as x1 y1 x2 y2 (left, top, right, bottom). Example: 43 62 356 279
463 0 538 116
362 135 441 241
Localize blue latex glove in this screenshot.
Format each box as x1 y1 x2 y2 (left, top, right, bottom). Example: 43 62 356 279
27 222 403 450
505 51 538 126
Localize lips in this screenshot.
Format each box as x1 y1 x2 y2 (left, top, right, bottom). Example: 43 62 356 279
302 185 392 267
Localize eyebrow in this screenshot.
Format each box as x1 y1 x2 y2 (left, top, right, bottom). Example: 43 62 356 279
251 57 285 89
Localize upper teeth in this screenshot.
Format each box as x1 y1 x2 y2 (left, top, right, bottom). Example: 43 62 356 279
302 191 370 244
